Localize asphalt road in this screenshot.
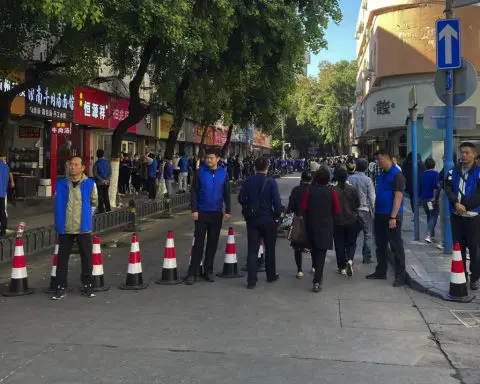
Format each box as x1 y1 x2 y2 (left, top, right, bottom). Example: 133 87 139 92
0 174 478 383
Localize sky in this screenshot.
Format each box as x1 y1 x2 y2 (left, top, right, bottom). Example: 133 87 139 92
307 0 359 77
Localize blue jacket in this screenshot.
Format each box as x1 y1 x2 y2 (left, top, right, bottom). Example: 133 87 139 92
164 162 174 180
147 159 158 179
94 159 111 183
55 177 95 234
178 156 189 173
446 165 480 214
238 173 283 224
421 170 439 200
191 165 230 213
375 165 404 216
0 160 9 198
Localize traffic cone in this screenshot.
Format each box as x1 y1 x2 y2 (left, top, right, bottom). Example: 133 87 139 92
444 242 475 302
156 231 182 285
44 238 59 293
91 236 110 292
257 239 266 272
119 234 148 290
217 227 244 278
3 238 33 296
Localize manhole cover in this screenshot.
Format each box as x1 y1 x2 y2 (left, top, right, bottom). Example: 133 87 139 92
450 310 480 328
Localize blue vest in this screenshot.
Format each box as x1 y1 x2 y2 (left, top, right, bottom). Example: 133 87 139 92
0 161 9 198
449 166 480 213
147 159 157 178
55 178 95 234
197 166 227 212
375 165 404 216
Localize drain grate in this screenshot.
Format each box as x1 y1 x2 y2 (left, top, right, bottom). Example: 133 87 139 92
450 310 480 328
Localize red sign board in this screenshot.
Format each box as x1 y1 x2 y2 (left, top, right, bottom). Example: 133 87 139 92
109 97 136 133
214 129 227 146
51 122 72 135
74 87 109 128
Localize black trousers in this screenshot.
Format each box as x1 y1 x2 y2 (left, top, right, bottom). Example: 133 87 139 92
97 185 111 213
452 214 480 282
147 177 157 199
246 221 277 285
56 233 93 288
374 214 406 279
188 212 223 277
334 224 358 270
0 197 7 234
311 248 327 284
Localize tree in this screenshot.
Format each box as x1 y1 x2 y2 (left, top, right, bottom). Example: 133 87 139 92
292 60 357 154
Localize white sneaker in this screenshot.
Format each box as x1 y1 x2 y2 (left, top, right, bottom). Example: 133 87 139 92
311 267 315 274
425 235 432 244
346 260 353 277
337 268 347 276
296 271 304 279
437 243 444 250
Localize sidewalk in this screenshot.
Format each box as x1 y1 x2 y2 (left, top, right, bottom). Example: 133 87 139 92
402 203 479 303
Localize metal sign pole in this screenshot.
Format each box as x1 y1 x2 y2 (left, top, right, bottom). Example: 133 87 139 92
410 107 420 241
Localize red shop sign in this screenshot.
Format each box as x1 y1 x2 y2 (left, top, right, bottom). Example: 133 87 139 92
109 97 136 133
73 87 109 128
51 122 72 135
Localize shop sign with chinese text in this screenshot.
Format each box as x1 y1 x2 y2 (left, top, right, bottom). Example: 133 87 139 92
109 97 136 133
51 122 72 135
74 87 109 128
26 85 74 122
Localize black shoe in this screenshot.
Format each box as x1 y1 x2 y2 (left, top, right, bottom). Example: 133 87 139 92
51 287 66 300
203 273 215 283
82 285 96 298
185 276 196 285
393 278 405 287
266 274 279 283
346 260 354 277
247 283 256 289
470 279 479 291
366 273 387 280
362 258 373 264
313 283 321 292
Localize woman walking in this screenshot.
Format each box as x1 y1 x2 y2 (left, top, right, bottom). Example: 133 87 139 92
304 167 340 292
333 166 360 277
287 171 313 279
421 158 440 243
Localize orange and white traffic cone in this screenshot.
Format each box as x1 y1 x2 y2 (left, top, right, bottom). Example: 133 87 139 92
44 238 59 293
257 239 266 272
445 242 474 302
92 236 110 291
217 227 244 278
3 238 33 296
119 234 148 290
157 231 182 285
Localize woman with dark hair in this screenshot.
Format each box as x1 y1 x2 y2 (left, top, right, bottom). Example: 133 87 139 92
287 170 313 278
333 165 360 276
304 166 340 292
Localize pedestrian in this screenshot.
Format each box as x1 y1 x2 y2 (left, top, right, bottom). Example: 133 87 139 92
421 158 440 243
368 152 381 187
348 158 375 264
52 156 98 300
333 165 360 277
93 149 111 214
186 148 231 285
445 142 480 290
163 156 174 197
173 153 180 183
0 156 9 236
119 153 132 195
287 170 313 279
239 156 283 289
145 153 157 199
366 149 407 287
131 154 142 194
178 153 189 193
304 166 340 292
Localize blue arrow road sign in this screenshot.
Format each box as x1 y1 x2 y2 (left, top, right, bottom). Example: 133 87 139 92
436 19 461 70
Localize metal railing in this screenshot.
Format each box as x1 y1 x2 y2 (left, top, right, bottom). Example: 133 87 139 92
0 193 191 263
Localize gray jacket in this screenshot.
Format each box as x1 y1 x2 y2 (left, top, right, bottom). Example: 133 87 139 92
348 172 376 214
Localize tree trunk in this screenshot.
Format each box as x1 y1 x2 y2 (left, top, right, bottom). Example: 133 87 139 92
0 95 13 157
109 158 120 208
221 124 234 159
198 125 208 159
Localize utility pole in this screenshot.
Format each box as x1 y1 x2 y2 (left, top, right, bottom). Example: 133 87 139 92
409 87 420 241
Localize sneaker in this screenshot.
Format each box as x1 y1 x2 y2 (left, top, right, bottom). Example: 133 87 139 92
424 235 432 244
313 283 321 293
346 260 354 277
337 268 347 276
82 285 96 298
437 244 444 250
470 280 479 291
267 274 279 283
366 273 387 280
52 288 66 300
185 276 196 285
247 283 256 289
311 267 315 274
296 271 304 279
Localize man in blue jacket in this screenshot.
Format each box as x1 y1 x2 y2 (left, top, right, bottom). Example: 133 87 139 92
178 153 189 193
446 142 480 291
93 149 111 213
145 153 158 199
186 148 231 285
0 156 9 236
238 156 283 289
53 156 98 300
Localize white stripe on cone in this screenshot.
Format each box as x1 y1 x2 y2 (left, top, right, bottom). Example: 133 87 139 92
92 265 104 276
227 235 235 244
451 272 467 284
14 246 25 257
93 244 101 253
11 267 28 279
166 238 175 248
130 242 140 253
225 253 237 264
453 249 462 261
50 266 57 277
54 244 59 254
127 262 142 274
163 258 177 269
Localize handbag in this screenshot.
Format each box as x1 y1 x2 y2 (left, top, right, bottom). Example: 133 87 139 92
242 177 269 220
288 187 310 247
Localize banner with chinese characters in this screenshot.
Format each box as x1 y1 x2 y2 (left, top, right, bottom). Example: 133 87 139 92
73 87 109 128
26 85 74 122
51 122 72 135
109 97 136 133
0 71 25 116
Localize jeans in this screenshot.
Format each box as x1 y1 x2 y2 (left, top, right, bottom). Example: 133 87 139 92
97 184 111 213
334 224 358 269
374 214 406 279
311 248 327 284
246 221 277 285
423 200 439 237
178 172 188 192
452 214 480 282
56 233 93 288
357 210 373 260
165 179 174 196
188 212 223 277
